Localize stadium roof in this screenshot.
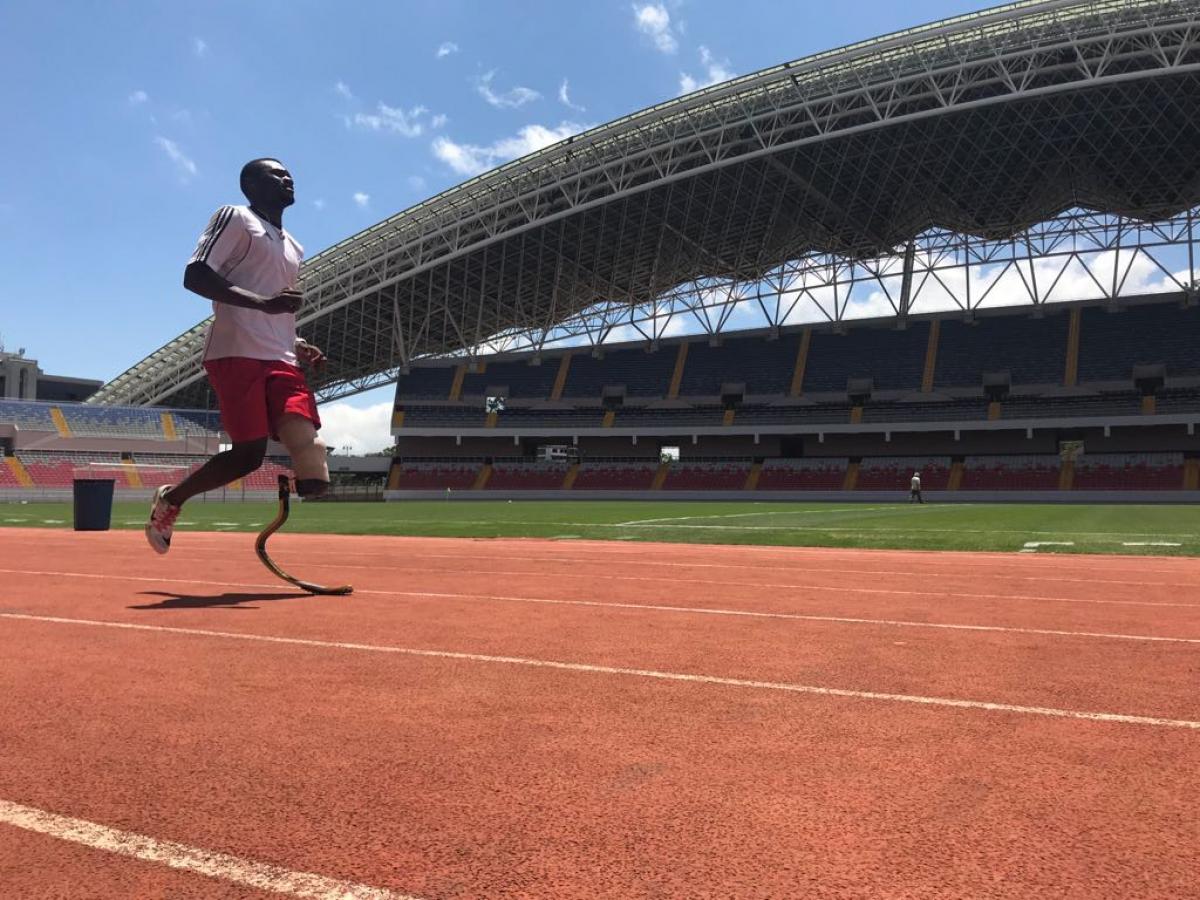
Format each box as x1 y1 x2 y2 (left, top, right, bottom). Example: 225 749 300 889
92 0 1200 407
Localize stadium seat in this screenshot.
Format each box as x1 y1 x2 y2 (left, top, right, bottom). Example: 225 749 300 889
960 455 1061 490
856 457 950 491
1072 452 1183 490
756 458 847 491
661 459 751 490
571 460 658 490
390 460 481 489
486 460 569 489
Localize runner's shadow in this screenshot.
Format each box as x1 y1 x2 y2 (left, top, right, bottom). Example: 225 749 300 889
130 591 312 610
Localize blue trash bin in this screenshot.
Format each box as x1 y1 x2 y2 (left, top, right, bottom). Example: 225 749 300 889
73 478 116 531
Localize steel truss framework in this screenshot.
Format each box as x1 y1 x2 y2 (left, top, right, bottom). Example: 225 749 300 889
479 207 1199 356
91 0 1200 407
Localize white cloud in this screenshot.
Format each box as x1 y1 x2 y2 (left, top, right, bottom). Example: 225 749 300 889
313 198 326 211
432 121 589 177
315 400 394 455
633 4 678 54
407 175 427 192
476 71 540 109
436 41 459 59
334 81 354 100
353 191 370 208
431 113 448 128
348 102 430 138
154 136 196 180
558 78 585 112
128 89 148 106
679 45 734 94
192 37 208 58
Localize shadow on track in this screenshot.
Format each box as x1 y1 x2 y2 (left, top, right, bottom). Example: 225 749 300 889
130 591 313 610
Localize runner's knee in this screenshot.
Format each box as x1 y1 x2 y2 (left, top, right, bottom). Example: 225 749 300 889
229 440 267 475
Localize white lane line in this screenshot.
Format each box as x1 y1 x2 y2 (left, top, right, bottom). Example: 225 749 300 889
13 530 1200 577
3 613 1197 730
90 544 1199 589
1123 542 1183 547
0 799 417 899
2 566 1199 611
352 554 1200 589
1021 541 1076 553
301 564 1200 610
378 589 1200 645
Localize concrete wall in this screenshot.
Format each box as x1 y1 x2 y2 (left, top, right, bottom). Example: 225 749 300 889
395 424 1200 461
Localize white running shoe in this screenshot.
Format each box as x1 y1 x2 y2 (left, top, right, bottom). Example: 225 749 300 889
145 485 181 554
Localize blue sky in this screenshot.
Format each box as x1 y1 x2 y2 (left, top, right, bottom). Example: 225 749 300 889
0 0 1000 448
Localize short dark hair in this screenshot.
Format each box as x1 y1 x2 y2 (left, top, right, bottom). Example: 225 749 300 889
239 158 279 195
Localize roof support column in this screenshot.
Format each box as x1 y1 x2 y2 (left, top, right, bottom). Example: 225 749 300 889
898 240 917 323
391 293 409 373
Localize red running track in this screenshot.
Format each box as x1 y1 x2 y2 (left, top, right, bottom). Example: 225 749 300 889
1 528 1198 898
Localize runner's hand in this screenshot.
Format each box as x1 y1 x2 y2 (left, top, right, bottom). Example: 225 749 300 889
261 289 303 315
295 338 326 369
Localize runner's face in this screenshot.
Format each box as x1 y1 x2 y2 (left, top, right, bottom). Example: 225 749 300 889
250 161 295 208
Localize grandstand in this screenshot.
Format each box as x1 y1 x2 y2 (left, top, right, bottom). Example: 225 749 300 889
0 397 290 501
69 0 1200 502
378 294 1200 499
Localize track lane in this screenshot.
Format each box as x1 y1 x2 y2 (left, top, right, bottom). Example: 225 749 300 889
1 613 1198 899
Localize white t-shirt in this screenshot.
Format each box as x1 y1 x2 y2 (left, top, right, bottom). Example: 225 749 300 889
911 475 921 490
189 205 304 364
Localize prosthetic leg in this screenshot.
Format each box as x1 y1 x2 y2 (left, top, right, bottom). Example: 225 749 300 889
255 475 353 595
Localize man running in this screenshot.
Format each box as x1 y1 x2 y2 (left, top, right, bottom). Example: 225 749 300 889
146 158 329 553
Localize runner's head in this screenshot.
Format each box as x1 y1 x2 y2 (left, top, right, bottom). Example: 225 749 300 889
240 158 295 208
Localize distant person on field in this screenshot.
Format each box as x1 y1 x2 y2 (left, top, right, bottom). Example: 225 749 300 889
145 158 329 554
910 471 924 504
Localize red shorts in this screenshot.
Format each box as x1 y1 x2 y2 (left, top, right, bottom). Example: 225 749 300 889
203 357 321 443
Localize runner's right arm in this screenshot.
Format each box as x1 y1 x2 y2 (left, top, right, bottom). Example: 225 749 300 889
184 262 300 314
183 206 300 314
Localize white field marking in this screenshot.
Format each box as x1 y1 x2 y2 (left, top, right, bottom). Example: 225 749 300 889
41 519 65 524
2 566 1198 611
614 506 904 526
0 799 417 899
4 518 28 522
370 589 1200 645
3 612 1198 731
611 522 1199 542
1123 542 1183 547
211 521 244 526
1021 541 1076 553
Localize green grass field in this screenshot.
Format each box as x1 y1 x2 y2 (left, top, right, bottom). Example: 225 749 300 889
2 499 1197 556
